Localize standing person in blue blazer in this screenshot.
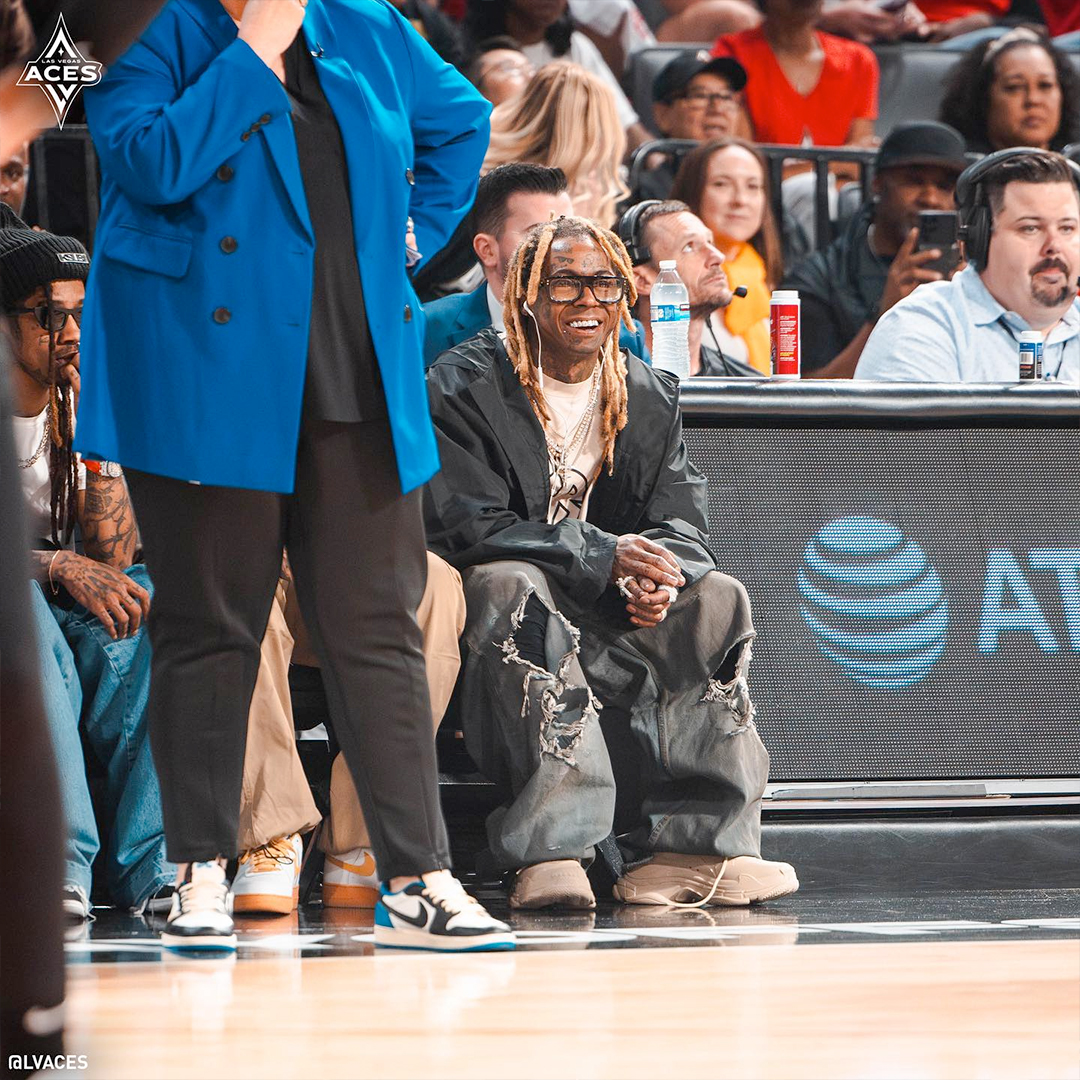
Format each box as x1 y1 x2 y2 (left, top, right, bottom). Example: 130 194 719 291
423 163 652 368
77 0 513 952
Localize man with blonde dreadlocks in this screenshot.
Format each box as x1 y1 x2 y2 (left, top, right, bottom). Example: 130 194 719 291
425 215 798 911
0 211 174 922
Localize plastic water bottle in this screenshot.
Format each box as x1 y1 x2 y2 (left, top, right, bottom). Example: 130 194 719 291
650 260 691 380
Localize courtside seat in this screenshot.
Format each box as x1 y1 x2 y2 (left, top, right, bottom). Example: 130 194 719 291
874 45 966 136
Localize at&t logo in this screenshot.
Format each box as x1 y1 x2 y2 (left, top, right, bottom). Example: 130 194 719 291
798 517 948 689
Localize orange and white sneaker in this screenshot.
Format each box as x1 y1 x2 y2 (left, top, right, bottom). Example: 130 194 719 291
231 833 303 915
322 847 380 909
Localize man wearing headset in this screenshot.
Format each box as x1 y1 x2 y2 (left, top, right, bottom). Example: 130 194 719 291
618 198 758 377
856 149 1080 382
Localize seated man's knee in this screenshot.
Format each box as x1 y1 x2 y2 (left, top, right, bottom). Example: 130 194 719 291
694 570 752 618
30 580 77 681
422 551 466 637
462 560 554 608
125 562 153 596
683 572 755 683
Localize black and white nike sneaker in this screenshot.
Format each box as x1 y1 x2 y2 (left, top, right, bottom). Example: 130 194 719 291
160 861 237 951
374 871 515 951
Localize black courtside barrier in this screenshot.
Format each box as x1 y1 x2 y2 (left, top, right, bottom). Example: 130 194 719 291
679 380 1080 787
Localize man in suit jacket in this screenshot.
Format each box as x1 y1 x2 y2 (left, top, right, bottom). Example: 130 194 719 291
77 0 512 952
423 163 651 367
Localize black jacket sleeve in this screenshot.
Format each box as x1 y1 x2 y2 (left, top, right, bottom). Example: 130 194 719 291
637 402 716 586
423 371 619 601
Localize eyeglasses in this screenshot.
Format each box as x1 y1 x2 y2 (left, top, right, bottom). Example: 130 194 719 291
679 90 738 110
479 57 535 83
11 304 83 332
538 275 627 304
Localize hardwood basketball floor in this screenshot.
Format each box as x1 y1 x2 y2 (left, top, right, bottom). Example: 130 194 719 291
67 937 1080 1080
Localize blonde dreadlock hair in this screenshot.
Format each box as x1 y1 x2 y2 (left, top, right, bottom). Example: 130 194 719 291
43 282 79 546
502 215 637 476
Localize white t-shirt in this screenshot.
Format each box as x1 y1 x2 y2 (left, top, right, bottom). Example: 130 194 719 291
486 283 505 333
520 32 639 129
12 406 85 543
540 371 605 524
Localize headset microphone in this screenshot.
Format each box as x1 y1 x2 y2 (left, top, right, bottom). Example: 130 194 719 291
733 286 748 298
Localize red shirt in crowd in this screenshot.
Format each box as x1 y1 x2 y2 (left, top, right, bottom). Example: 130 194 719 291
1038 0 1080 33
911 0 1008 21
712 27 878 146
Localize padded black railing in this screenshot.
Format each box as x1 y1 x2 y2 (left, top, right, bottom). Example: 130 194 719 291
629 138 878 251
678 380 1080 421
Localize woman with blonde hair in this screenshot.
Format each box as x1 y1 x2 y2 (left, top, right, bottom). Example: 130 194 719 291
483 61 628 227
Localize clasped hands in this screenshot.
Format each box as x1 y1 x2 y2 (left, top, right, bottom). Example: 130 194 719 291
611 534 684 629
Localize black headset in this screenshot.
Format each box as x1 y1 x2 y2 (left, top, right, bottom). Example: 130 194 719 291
616 199 662 267
957 147 1080 271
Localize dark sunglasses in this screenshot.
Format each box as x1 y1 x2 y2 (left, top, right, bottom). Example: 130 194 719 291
12 304 83 332
539 275 627 305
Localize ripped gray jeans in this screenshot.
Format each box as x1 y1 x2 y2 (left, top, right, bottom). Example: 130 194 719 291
458 561 769 870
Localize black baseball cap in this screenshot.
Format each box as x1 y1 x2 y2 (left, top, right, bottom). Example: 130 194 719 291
876 121 969 175
653 51 748 103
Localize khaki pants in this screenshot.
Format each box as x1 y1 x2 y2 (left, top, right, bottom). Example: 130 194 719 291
237 553 466 856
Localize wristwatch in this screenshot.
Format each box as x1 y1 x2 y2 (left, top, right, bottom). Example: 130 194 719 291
92 460 123 478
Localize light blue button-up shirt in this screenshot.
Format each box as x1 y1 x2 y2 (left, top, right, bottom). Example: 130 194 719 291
855 265 1080 383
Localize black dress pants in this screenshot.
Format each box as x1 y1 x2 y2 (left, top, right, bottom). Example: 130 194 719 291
125 416 450 879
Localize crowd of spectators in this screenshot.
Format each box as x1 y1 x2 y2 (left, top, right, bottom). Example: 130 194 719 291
2 0 1078 933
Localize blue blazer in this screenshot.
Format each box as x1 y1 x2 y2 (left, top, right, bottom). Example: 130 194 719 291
77 0 491 493
422 283 653 368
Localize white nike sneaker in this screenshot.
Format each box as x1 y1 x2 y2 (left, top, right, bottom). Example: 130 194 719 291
161 861 237 951
322 846 380 909
232 833 303 915
62 884 91 921
375 870 515 952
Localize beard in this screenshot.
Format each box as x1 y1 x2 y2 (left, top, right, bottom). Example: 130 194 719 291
1029 258 1076 308
690 281 733 318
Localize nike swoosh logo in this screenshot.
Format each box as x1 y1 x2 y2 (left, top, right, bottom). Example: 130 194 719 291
387 897 430 929
329 851 377 878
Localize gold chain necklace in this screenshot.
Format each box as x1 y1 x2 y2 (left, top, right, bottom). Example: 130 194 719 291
543 364 601 487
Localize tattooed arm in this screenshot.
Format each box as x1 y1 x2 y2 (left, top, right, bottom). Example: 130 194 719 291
78 471 139 568
29 549 151 640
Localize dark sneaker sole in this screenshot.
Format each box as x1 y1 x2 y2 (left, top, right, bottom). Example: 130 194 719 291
373 925 515 952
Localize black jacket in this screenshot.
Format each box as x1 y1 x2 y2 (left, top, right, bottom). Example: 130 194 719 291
424 329 716 602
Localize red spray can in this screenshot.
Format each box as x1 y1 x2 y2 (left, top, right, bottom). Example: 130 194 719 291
770 289 801 379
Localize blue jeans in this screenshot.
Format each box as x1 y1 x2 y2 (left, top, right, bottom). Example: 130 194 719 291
31 564 173 909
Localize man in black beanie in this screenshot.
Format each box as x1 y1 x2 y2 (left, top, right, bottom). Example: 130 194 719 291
0 213 174 926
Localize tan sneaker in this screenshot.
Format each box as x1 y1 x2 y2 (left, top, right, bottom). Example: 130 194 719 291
232 834 302 915
509 860 596 910
613 853 799 907
322 847 380 909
